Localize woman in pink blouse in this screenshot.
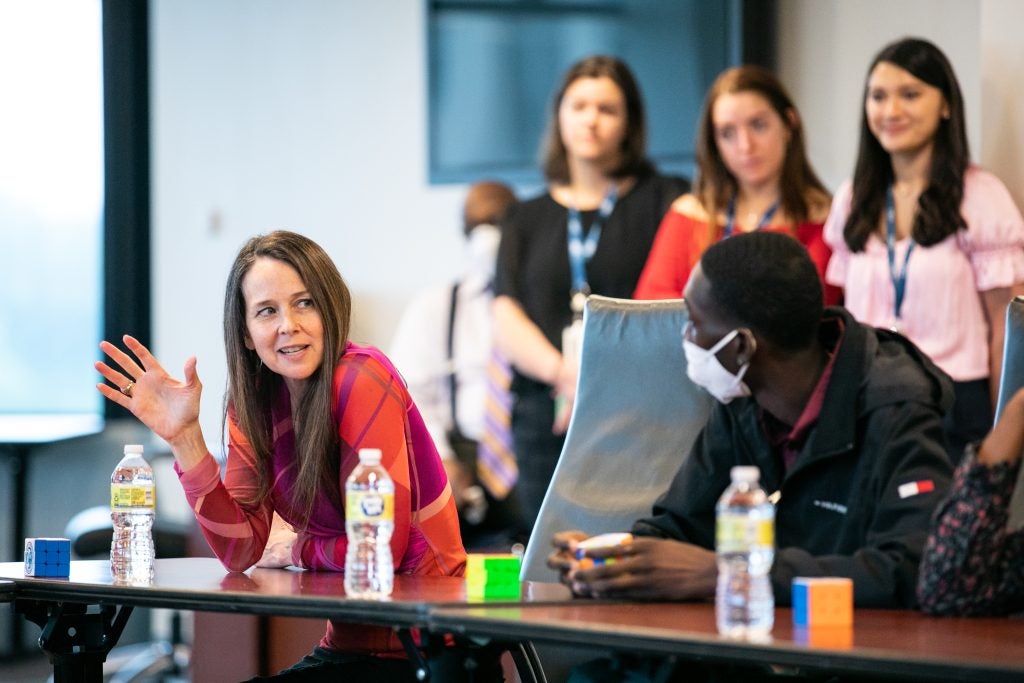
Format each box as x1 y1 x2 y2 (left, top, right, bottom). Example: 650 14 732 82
824 37 1024 462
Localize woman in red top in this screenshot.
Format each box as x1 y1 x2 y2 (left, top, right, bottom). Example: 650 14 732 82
635 66 840 305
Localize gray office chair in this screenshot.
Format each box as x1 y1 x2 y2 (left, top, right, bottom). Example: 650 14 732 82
995 296 1024 530
995 296 1024 420
520 295 714 583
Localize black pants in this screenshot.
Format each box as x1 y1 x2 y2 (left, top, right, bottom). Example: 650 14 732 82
943 378 993 466
461 486 530 551
511 389 566 534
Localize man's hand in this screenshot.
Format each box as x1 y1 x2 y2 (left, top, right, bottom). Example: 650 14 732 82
547 530 589 585
569 537 718 600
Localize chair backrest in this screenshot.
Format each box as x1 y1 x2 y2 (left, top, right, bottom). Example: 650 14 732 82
520 295 713 581
64 449 193 559
996 297 1024 530
996 296 1024 421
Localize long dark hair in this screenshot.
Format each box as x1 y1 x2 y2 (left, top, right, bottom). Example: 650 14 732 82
223 230 352 523
843 37 969 251
541 55 653 184
695 65 828 243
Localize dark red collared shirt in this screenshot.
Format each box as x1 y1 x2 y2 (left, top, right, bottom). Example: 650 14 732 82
760 317 846 473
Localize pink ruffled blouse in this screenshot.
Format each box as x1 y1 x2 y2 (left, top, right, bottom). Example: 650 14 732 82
824 166 1024 381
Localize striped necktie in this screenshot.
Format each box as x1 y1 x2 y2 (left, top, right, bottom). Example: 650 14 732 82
477 348 518 499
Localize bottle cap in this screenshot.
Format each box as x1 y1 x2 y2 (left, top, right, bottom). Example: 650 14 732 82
124 444 144 455
730 465 759 482
358 448 382 463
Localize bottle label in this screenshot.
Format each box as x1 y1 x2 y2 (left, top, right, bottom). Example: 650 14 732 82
716 514 773 551
346 491 394 522
111 484 155 509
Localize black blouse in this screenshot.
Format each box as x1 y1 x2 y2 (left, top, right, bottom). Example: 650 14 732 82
495 170 689 394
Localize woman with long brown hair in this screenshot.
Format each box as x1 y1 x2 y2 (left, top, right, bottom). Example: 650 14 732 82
634 65 839 304
97 230 471 680
493 55 688 533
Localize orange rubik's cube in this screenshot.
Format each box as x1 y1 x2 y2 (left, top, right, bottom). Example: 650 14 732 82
792 577 853 627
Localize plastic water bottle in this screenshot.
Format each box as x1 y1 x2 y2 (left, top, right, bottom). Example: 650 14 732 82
110 444 155 583
715 465 775 639
344 448 395 598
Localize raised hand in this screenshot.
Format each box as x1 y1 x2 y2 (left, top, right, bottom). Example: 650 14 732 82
95 335 203 447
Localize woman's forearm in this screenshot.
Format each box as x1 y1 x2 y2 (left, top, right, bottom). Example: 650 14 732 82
168 421 211 471
493 295 562 386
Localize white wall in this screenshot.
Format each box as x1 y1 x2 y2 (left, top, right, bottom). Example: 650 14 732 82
152 1 468 448
777 0 982 191
980 0 1024 210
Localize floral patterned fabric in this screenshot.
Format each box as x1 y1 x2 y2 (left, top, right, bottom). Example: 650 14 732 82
917 447 1024 615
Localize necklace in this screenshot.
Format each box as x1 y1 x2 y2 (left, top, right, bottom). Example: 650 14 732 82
724 197 779 238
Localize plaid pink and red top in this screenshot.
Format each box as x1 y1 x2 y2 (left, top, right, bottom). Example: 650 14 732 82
177 342 466 653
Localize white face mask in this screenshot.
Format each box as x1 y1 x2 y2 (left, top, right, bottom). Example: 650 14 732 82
683 328 752 404
465 224 501 283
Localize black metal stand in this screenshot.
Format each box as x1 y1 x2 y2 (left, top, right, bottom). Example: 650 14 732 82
397 627 432 681
2 445 28 655
17 599 133 683
397 627 537 683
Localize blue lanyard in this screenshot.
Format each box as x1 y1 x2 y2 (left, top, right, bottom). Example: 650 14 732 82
723 198 779 238
885 186 916 321
567 185 618 298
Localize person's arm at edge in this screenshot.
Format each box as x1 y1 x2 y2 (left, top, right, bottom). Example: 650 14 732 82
918 388 1024 615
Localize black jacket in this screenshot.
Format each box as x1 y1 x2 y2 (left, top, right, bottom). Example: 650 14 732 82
634 307 954 608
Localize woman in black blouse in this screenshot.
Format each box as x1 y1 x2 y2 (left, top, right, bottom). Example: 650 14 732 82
493 55 689 532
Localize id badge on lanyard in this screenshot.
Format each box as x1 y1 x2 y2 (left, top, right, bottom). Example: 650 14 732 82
563 186 617 370
562 291 587 370
885 186 915 333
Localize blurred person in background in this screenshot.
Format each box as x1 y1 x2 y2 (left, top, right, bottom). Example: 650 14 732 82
494 55 689 533
391 180 526 550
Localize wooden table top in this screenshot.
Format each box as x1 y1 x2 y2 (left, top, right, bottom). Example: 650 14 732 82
431 601 1024 681
0 558 572 626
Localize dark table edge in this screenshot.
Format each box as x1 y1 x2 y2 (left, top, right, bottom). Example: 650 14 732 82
2 575 570 628
428 607 1024 683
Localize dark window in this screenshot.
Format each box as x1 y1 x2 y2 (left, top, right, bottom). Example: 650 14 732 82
428 0 774 184
0 2 105 413
0 0 150 418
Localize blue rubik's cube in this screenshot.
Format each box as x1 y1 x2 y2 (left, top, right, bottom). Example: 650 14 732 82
24 538 71 577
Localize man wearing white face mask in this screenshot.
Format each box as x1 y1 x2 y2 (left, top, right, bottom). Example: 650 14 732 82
551 231 955 616
390 181 525 549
